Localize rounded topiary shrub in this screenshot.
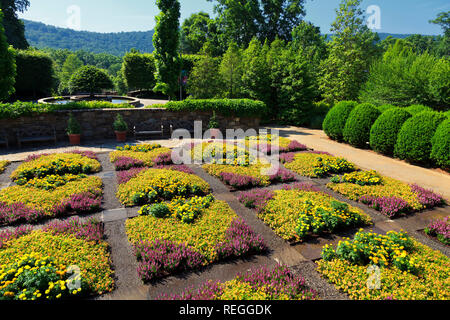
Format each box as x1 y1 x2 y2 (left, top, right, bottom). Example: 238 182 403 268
322 101 358 141
431 118 450 170
370 108 412 155
406 104 433 116
377 104 397 113
343 103 381 148
395 111 447 164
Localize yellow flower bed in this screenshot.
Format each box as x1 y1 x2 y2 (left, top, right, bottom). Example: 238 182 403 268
259 189 372 242
110 147 172 166
11 153 101 182
317 234 450 300
0 176 102 214
203 163 273 186
191 142 254 165
117 169 211 206
327 176 423 210
0 230 114 296
0 160 10 174
284 153 356 178
126 200 235 263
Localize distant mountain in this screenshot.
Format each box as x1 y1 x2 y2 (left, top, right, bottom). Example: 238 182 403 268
324 32 413 41
23 19 154 56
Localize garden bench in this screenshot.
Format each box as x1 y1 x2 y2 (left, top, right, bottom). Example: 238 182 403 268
169 120 197 137
134 120 164 140
16 126 57 148
0 131 8 148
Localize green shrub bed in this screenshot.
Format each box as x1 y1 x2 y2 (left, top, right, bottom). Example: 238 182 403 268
323 101 358 141
343 103 381 148
431 118 450 170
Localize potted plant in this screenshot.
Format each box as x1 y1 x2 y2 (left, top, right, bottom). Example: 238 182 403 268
208 111 221 139
67 113 81 145
113 114 128 142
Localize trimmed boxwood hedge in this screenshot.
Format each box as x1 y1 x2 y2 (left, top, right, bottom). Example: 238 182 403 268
377 104 397 113
406 104 433 116
0 100 133 120
370 108 412 155
322 101 358 141
431 118 450 169
163 99 268 118
395 111 447 164
343 103 381 148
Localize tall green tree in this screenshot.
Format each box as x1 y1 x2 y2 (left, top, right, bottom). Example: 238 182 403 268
0 9 15 101
180 12 213 54
319 0 380 103
59 53 83 94
219 42 243 98
0 0 29 49
430 11 449 37
121 51 156 92
153 0 181 100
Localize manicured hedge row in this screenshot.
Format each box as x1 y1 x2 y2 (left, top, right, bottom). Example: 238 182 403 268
0 100 133 120
163 99 268 118
343 103 381 148
322 101 358 141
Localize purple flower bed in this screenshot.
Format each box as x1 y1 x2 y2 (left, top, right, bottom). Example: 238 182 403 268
219 172 260 190
0 202 43 225
237 189 275 212
282 182 321 192
285 140 308 152
159 265 317 300
0 225 33 248
24 150 99 162
410 184 444 208
269 168 296 183
113 156 145 171
153 152 173 166
117 167 148 184
133 239 205 282
280 152 296 164
24 153 50 162
43 217 104 242
53 192 102 216
359 196 410 218
425 217 449 245
216 218 267 259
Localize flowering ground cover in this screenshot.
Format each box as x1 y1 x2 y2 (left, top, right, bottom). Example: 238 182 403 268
327 171 445 218
11 153 101 183
117 168 211 206
203 163 296 190
317 230 450 300
159 265 317 300
0 176 102 225
191 142 255 165
238 184 372 242
0 161 10 174
110 144 172 170
283 152 356 178
244 135 308 154
0 218 114 300
126 198 267 282
425 217 449 246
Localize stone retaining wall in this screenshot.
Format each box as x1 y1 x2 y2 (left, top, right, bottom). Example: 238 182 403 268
0 108 261 146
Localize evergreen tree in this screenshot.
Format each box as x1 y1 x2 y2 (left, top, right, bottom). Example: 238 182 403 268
153 0 181 100
59 53 83 94
121 51 156 92
219 42 243 98
0 9 15 101
319 0 380 103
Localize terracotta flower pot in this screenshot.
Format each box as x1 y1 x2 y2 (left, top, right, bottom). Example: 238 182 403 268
210 128 221 140
115 131 127 142
68 134 81 146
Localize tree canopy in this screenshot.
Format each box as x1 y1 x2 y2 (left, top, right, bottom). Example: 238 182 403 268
0 0 29 48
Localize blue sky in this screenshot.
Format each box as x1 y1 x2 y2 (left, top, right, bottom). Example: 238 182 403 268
19 0 449 35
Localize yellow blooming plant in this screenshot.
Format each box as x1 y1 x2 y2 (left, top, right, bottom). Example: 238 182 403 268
11 153 101 182
22 174 88 190
117 169 211 206
191 142 255 166
317 230 450 300
110 146 172 166
0 160 10 174
284 153 356 178
258 188 372 242
0 231 114 298
203 162 274 187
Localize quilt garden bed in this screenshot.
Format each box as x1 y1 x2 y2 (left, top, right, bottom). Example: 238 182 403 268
238 183 372 243
0 152 103 226
282 152 356 178
0 161 10 174
0 218 114 300
424 217 449 246
317 230 450 300
159 265 317 300
126 197 267 282
244 135 308 154
327 170 445 218
110 144 172 170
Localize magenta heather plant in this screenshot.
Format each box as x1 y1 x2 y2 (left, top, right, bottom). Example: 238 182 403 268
216 218 267 259
24 153 50 162
219 172 260 189
280 152 296 163
117 167 148 184
54 192 102 216
309 150 333 156
237 189 275 212
43 217 104 242
359 196 410 218
410 184 444 208
113 156 145 171
134 239 205 282
286 140 308 152
425 217 449 245
0 225 33 248
153 152 173 165
269 168 296 183
282 182 321 192
0 202 43 225
69 150 99 160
